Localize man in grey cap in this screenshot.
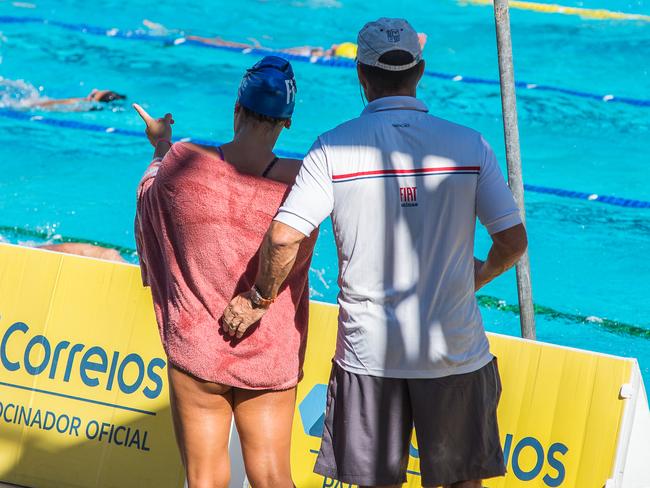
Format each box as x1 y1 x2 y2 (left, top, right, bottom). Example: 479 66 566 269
222 17 527 488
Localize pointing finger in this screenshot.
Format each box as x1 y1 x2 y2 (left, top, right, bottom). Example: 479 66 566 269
132 103 153 124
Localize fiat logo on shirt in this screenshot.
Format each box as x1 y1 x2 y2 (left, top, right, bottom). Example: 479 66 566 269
400 186 418 207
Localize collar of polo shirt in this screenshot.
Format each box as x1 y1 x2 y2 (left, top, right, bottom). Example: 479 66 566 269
361 96 429 115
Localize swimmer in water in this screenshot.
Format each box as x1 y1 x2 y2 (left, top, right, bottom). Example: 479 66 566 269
38 243 126 262
282 42 354 58
177 35 352 59
283 34 427 59
174 33 426 61
182 35 263 49
29 89 126 110
0 229 124 262
0 78 126 111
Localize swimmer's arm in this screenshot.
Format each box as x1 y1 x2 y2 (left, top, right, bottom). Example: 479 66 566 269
29 97 87 108
185 35 215 44
283 45 312 52
186 35 252 49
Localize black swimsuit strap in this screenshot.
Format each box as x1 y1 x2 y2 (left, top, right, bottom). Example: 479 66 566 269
217 147 276 177
262 156 279 178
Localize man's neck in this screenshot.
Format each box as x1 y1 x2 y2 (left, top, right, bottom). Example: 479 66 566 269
366 89 417 103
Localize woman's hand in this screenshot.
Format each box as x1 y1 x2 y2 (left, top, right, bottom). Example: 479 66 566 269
132 103 174 147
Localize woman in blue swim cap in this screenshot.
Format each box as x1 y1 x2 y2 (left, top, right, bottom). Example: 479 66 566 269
133 56 313 488
134 55 299 183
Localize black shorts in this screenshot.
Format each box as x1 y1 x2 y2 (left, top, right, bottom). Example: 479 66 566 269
313 359 506 487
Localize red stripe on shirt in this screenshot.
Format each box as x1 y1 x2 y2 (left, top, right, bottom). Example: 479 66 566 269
332 166 481 181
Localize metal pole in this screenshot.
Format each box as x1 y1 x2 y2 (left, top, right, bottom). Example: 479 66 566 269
493 0 536 339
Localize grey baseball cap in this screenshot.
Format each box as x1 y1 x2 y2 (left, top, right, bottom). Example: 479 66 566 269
357 17 422 71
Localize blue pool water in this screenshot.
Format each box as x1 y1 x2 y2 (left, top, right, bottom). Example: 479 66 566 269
0 0 649 383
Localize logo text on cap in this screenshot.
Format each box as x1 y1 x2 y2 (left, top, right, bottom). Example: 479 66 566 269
387 29 400 43
285 79 297 105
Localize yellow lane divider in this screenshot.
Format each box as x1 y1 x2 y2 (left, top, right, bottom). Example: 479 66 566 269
463 0 650 22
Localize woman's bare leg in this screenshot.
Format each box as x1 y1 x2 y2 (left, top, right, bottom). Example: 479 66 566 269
233 388 297 488
168 364 234 488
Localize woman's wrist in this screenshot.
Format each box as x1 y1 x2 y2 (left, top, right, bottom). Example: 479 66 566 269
154 138 173 147
153 138 173 159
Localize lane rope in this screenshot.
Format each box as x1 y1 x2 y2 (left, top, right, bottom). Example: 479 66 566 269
2 225 648 339
0 15 649 108
463 0 650 22
476 295 650 340
1 107 648 209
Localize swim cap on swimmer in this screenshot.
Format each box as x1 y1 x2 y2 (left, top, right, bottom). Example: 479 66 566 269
237 56 297 119
334 42 358 59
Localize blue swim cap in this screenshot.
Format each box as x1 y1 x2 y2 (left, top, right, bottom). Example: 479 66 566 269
237 56 297 120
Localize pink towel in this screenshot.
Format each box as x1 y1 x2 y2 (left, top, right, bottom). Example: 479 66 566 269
135 142 317 390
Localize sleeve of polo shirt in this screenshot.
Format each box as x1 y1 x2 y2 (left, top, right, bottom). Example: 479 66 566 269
476 136 523 235
274 137 334 236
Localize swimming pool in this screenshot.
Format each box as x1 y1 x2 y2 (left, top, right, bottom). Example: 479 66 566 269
0 0 649 384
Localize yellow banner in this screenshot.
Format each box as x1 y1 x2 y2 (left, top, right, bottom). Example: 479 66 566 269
292 302 633 488
0 244 635 487
0 244 184 488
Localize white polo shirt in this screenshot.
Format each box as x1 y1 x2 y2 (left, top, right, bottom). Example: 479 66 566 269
275 96 522 378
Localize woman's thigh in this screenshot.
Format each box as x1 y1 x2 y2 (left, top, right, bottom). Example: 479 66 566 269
167 364 234 486
233 388 297 488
